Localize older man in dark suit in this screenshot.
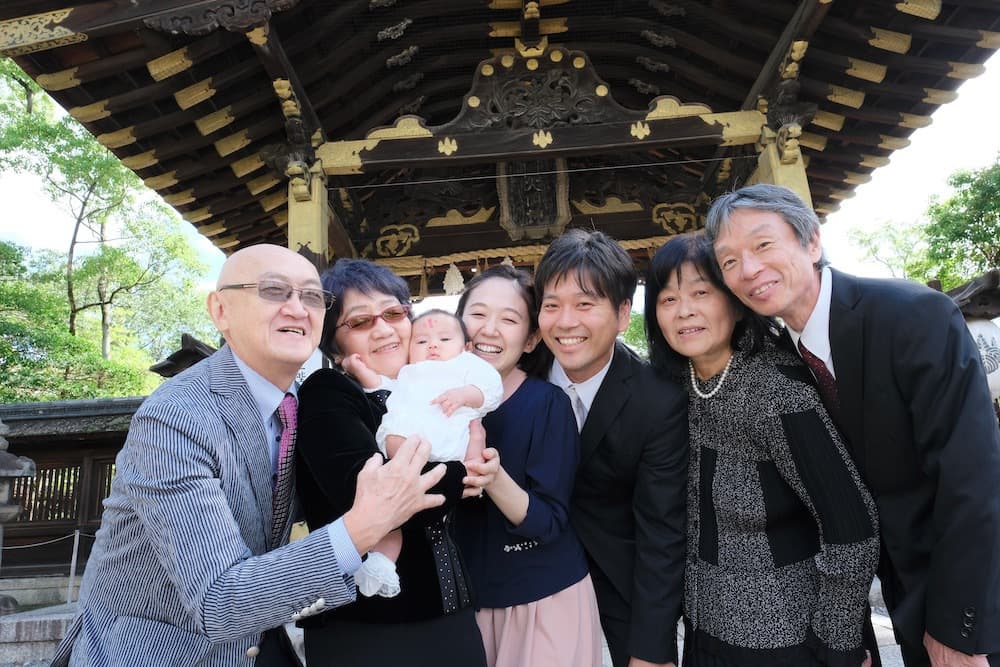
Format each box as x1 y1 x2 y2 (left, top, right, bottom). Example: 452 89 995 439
534 229 688 667
707 184 1000 667
51 244 487 666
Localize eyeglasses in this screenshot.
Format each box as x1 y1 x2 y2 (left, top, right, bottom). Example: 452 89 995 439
336 304 411 330
218 280 335 310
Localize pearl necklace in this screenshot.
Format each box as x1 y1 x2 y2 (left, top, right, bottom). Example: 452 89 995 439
688 353 734 400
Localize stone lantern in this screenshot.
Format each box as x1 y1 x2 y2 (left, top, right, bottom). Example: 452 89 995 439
0 419 36 614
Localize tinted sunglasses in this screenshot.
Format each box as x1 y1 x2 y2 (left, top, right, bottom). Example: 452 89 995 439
218 280 334 310
336 304 411 331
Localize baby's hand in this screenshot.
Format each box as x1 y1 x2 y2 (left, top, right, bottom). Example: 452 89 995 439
431 388 470 416
342 354 380 389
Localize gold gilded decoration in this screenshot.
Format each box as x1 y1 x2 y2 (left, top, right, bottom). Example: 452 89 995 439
438 137 458 155
182 207 212 223
200 221 228 236
630 122 651 140
899 113 931 129
652 202 700 234
376 224 420 257
716 158 732 184
247 174 281 196
799 132 828 152
37 68 80 91
645 96 712 120
482 64 495 76
844 172 872 186
246 25 269 46
571 197 643 215
273 78 293 100
468 96 481 108
895 0 941 20
524 2 541 19
97 127 137 149
501 54 515 68
175 79 216 110
69 100 110 123
261 191 286 212
921 88 958 105
532 131 553 148
595 84 609 97
426 207 496 228
846 58 887 83
527 58 539 71
148 48 194 82
196 106 236 136
860 154 890 168
790 40 808 62
811 110 845 131
867 27 911 54
489 18 567 37
144 171 179 190
121 151 158 170
550 50 563 62
515 36 548 57
572 56 585 69
163 190 196 206
776 123 802 165
878 135 910 150
713 110 767 146
826 84 864 109
215 236 241 249
0 10 85 57
272 211 288 228
367 116 433 139
978 31 1000 49
946 61 986 80
316 140 379 175
231 153 265 178
215 129 252 157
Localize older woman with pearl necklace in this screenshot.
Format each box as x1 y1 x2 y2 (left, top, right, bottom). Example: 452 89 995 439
644 232 879 667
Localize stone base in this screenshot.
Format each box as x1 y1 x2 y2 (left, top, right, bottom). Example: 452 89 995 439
0 602 74 666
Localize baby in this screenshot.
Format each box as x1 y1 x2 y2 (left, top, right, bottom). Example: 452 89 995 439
342 308 502 597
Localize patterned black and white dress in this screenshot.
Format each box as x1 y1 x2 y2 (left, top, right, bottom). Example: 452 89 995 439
682 337 879 667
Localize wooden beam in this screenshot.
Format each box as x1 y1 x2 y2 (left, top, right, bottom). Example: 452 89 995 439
316 110 765 176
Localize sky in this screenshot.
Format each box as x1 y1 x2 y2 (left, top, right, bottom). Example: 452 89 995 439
2 54 998 291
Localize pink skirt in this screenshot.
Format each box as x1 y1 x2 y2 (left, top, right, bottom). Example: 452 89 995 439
476 574 603 667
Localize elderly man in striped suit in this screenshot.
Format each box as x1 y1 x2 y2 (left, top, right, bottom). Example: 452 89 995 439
52 244 480 666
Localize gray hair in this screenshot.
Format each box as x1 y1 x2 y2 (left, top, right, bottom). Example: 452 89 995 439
704 184 829 269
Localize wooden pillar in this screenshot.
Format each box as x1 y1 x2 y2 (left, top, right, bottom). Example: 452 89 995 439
747 124 813 208
286 160 330 274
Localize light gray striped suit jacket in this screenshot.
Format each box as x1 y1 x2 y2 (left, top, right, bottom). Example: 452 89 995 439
52 345 356 666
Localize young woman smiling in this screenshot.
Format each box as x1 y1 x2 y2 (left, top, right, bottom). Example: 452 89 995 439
454 265 602 667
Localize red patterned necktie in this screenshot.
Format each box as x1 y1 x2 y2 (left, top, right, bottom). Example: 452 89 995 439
270 393 297 549
798 341 841 422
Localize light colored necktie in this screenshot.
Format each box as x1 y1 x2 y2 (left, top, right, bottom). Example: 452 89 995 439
565 384 587 432
270 393 297 549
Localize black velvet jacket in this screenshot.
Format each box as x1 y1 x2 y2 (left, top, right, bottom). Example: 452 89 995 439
295 368 471 626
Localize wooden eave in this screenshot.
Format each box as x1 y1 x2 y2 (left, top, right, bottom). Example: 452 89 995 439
1 0 997 294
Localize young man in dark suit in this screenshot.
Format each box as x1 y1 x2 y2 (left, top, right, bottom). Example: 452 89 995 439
535 229 688 667
707 184 1000 667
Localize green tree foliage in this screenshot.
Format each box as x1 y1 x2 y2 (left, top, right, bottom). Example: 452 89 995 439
846 221 964 288
620 311 649 358
925 157 1000 286
0 58 217 382
0 241 155 402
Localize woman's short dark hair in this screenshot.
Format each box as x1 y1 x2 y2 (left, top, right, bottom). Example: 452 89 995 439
643 232 771 377
456 264 551 377
318 258 411 358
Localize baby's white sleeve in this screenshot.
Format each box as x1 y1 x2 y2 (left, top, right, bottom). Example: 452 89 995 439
460 353 504 415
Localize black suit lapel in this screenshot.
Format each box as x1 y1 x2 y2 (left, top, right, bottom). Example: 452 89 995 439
828 270 867 472
580 343 633 464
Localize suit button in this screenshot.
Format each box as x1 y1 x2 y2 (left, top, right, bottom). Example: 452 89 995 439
964 618 974 628
964 607 976 618
246 645 260 657
961 628 971 638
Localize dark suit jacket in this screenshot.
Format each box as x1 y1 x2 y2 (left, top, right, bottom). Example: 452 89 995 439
566 341 688 664
828 269 1000 654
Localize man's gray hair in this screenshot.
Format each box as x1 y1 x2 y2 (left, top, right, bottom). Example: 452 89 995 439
704 184 829 269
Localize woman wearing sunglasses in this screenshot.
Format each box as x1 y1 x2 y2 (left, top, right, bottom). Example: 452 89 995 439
295 258 491 667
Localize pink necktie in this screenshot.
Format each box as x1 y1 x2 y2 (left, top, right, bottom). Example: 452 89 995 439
270 393 297 549
798 341 841 422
